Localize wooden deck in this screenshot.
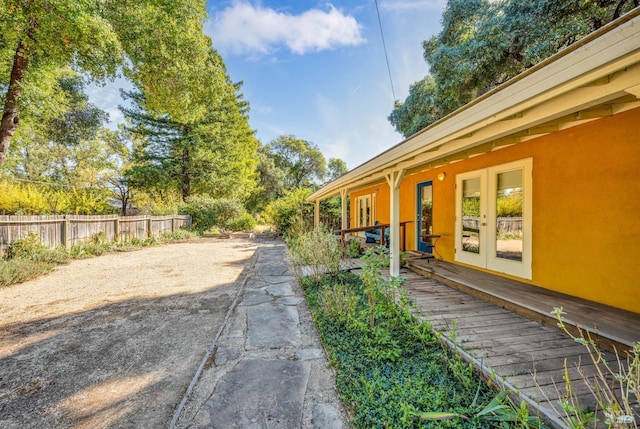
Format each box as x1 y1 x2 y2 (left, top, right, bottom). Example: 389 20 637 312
399 259 640 428
344 256 639 428
406 258 639 351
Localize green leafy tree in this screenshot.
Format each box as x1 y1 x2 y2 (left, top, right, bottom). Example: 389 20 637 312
263 188 314 236
0 0 214 168
389 0 638 138
256 137 347 228
5 73 124 189
122 51 258 203
388 76 442 138
246 144 287 213
326 157 348 182
268 135 326 190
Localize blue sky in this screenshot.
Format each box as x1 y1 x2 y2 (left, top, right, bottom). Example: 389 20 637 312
90 0 446 170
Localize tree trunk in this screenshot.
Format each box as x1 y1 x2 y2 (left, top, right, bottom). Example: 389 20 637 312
181 147 191 202
0 40 30 168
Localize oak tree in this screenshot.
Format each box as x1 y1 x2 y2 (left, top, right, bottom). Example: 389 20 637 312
0 0 213 167
389 0 638 138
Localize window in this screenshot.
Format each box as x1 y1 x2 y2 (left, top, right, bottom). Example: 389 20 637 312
356 195 371 227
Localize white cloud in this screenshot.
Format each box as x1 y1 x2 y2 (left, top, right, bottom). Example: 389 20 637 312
209 2 366 55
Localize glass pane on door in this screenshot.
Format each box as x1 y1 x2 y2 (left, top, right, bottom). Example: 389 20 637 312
495 170 523 261
420 184 433 237
417 182 433 253
461 178 481 254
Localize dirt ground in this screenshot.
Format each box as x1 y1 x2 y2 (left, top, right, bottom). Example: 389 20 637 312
0 238 257 429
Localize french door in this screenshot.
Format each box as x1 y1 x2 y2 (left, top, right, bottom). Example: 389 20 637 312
455 159 532 279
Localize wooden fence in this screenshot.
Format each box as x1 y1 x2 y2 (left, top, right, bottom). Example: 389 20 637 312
0 215 192 253
462 216 523 235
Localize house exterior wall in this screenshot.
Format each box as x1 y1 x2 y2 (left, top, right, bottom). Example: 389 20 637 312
350 182 388 227
352 107 640 313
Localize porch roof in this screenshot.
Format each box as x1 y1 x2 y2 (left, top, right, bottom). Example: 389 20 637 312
309 9 640 202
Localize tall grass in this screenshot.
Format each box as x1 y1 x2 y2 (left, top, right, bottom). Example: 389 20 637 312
286 226 342 282
536 307 639 428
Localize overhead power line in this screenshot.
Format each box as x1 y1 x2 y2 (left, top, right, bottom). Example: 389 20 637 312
374 0 397 101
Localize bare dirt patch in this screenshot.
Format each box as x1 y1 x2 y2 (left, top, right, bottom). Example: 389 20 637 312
0 238 257 429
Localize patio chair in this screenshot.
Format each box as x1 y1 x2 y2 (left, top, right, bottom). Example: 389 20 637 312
365 221 390 247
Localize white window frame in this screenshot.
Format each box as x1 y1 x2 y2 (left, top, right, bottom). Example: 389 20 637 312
455 158 532 279
356 194 372 228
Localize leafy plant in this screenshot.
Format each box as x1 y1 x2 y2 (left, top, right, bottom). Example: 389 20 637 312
536 308 640 429
69 232 114 258
343 238 362 258
1 232 70 287
300 270 521 428
262 187 314 236
416 389 543 428
178 196 243 233
319 282 360 325
4 232 70 264
296 248 548 428
0 258 55 287
159 229 197 241
360 246 406 333
225 212 257 232
286 226 342 282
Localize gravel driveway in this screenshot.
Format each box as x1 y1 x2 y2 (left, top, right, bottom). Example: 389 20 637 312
0 239 257 429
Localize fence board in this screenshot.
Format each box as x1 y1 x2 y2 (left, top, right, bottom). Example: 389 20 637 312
0 215 191 253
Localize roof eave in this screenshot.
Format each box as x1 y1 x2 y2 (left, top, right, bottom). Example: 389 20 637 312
308 8 640 202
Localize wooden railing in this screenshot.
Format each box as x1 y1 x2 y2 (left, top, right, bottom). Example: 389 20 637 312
339 221 413 251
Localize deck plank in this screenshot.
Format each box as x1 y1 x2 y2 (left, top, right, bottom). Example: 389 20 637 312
392 266 637 429
407 259 640 349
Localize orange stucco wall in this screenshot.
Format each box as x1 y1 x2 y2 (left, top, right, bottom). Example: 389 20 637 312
351 107 640 313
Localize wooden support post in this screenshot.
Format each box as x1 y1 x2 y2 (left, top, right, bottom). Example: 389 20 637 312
63 216 71 249
114 217 120 243
386 169 405 277
340 189 348 230
314 200 320 229
147 217 153 238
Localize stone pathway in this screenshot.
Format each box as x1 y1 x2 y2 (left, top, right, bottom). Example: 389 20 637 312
173 241 346 429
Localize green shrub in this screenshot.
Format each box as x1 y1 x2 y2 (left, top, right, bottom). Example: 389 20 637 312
319 282 360 325
286 226 342 282
226 212 257 232
179 195 243 233
262 188 314 236
344 238 362 258
68 232 113 258
160 229 197 241
69 242 112 258
4 232 70 264
0 259 55 287
5 232 46 260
